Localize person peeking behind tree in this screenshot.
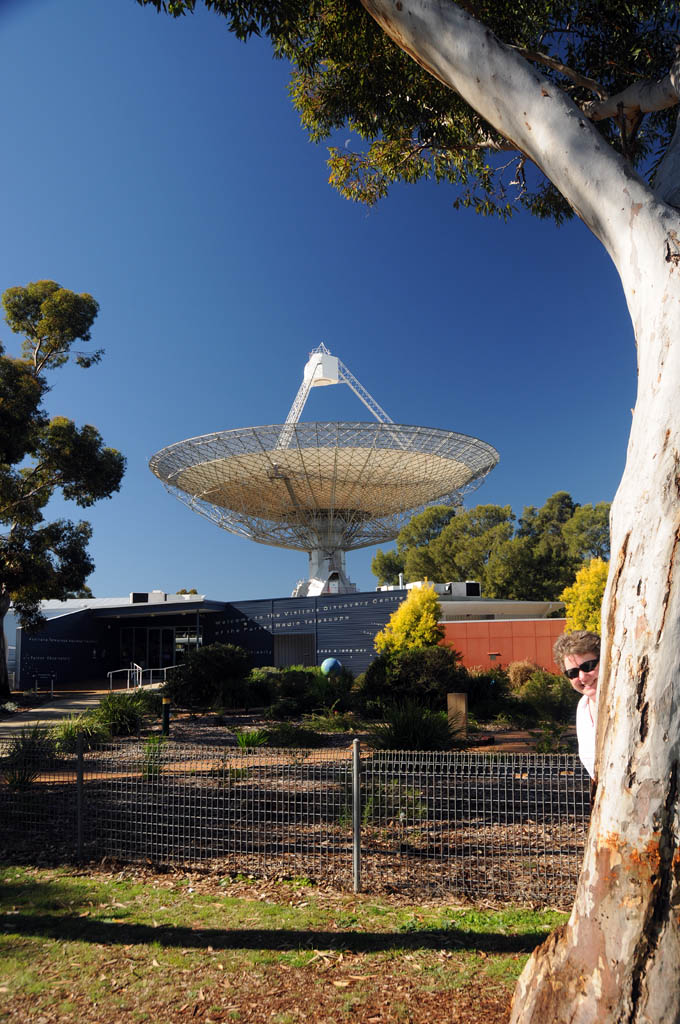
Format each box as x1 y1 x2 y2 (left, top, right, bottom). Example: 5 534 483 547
552 629 601 781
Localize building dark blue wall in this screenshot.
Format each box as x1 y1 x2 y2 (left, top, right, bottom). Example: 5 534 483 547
18 589 408 686
19 610 103 689
207 590 406 674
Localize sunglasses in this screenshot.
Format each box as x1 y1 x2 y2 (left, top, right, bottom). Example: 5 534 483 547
564 657 599 680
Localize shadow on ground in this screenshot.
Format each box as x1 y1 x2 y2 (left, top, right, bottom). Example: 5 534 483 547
0 911 547 954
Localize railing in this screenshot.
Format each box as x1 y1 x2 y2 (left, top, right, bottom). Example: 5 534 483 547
108 664 181 690
140 665 180 686
0 737 591 906
28 673 55 697
107 663 143 690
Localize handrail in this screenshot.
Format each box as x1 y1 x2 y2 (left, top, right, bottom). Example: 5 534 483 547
140 665 179 686
107 668 130 691
107 663 143 690
108 664 180 690
31 672 55 697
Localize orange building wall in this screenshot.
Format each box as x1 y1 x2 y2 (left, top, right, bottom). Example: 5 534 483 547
440 618 566 673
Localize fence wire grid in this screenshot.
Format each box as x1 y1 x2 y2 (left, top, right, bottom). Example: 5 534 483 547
0 737 591 906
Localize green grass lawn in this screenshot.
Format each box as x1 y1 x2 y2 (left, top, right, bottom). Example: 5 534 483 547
0 863 567 1024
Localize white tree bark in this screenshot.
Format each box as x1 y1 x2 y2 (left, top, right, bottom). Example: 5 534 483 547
359 2 680 1020
654 57 680 210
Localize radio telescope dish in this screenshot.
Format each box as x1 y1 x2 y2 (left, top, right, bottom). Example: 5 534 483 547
150 345 499 596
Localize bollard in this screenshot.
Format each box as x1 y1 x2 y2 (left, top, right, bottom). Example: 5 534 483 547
447 691 468 737
162 696 171 736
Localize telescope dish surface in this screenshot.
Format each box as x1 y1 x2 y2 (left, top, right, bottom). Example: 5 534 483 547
150 344 499 596
149 421 499 552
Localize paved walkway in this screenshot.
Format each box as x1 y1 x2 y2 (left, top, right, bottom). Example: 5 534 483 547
0 691 107 739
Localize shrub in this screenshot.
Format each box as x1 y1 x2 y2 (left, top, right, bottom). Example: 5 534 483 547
234 728 269 749
391 646 468 707
532 720 577 754
52 713 111 753
373 583 444 656
304 667 354 711
507 659 541 691
142 734 166 778
560 556 609 632
267 696 302 719
245 667 280 706
1 725 56 790
263 723 325 748
368 700 463 751
520 670 580 723
302 706 359 732
354 646 468 712
273 666 318 713
265 665 354 718
362 779 426 825
351 659 389 714
163 643 251 709
94 692 147 736
459 665 511 719
133 688 164 716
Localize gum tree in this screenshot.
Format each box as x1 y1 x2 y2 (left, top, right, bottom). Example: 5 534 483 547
0 281 125 699
137 3 680 1019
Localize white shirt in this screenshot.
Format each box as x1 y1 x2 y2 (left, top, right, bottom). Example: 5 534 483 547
576 694 596 778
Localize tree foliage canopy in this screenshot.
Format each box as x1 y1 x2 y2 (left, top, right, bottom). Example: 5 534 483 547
0 281 125 695
138 1 680 218
3 280 102 372
372 492 610 600
373 582 444 657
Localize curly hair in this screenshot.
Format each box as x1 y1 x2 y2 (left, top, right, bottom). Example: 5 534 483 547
553 630 601 673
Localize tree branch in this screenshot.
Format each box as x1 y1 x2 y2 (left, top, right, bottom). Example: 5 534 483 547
0 484 50 518
0 461 52 519
359 0 657 259
509 45 608 101
583 54 680 127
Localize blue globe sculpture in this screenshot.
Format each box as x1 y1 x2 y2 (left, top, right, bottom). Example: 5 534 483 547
320 657 342 677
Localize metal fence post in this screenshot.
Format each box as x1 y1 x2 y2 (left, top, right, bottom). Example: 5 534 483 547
352 738 361 893
76 732 84 861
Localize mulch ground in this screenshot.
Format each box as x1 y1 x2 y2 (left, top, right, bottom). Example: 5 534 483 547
0 705 556 1024
1 865 519 1024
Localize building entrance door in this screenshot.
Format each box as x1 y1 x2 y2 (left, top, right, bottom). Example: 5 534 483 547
120 626 176 670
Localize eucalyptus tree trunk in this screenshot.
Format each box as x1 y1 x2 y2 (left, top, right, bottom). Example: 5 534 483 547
509 206 680 1024
360 2 680 1020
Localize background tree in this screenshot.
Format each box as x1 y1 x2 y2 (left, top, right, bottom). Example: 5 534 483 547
63 585 95 599
485 492 584 599
373 583 443 657
560 557 609 633
373 502 515 587
139 3 680 1019
370 547 405 586
395 504 458 554
373 493 610 599
0 281 125 699
425 503 515 587
371 504 458 583
562 501 611 562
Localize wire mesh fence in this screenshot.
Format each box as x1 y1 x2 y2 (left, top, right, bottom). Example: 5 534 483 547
0 734 591 905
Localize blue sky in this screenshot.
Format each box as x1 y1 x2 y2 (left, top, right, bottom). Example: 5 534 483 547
1 0 637 601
